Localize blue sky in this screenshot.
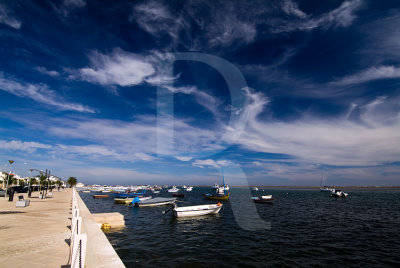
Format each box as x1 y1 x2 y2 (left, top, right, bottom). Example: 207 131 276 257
1 0 400 186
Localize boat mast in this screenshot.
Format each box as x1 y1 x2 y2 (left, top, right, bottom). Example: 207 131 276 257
221 167 226 195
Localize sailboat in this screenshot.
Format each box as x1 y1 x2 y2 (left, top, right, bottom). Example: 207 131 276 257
203 168 229 201
319 167 335 192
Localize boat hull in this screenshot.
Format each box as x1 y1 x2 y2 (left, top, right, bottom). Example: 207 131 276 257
203 193 229 201
93 195 109 199
253 198 275 204
173 204 222 217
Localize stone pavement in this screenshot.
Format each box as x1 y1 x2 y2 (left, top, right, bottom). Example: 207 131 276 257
0 188 71 267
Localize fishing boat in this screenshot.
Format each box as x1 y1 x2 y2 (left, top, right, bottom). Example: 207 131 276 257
168 186 179 193
172 193 185 197
114 196 152 204
135 197 177 207
93 194 109 199
204 169 229 201
170 203 223 218
252 195 275 204
330 189 348 198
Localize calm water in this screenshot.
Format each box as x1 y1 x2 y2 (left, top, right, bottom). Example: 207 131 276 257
80 188 400 267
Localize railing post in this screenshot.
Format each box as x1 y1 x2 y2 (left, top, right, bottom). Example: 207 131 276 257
71 234 87 268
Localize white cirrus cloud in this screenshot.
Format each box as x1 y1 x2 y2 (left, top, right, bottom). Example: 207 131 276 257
330 65 400 85
282 0 307 19
192 159 232 168
0 140 52 153
0 73 95 113
224 88 400 166
275 0 363 32
0 4 21 29
176 156 192 162
78 49 155 87
35 66 60 77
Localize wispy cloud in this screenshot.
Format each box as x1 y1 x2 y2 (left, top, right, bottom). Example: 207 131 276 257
275 0 363 32
0 3 22 29
0 140 51 153
192 159 231 168
35 66 60 77
132 1 188 47
330 66 400 85
77 49 155 87
225 88 400 166
176 156 192 162
0 73 95 113
282 0 307 19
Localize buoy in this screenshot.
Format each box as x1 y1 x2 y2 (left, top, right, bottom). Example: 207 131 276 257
101 223 111 229
217 203 221 206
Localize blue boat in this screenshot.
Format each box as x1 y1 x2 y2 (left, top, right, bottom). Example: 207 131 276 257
113 190 146 198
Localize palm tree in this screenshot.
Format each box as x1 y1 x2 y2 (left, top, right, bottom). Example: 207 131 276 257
67 177 77 188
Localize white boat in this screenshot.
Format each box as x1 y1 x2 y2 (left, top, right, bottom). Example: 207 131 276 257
136 197 177 207
253 187 259 191
172 203 223 217
185 186 193 192
168 186 179 193
330 189 348 198
252 195 275 203
153 190 160 194
319 167 335 192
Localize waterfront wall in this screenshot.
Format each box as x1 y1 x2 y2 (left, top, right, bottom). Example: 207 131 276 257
73 188 125 267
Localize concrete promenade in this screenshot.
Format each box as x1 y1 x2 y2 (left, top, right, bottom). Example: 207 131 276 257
0 189 71 267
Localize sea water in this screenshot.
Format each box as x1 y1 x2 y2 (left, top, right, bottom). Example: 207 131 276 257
80 187 400 267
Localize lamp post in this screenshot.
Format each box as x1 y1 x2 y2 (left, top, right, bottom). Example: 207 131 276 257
4 160 14 200
30 168 45 199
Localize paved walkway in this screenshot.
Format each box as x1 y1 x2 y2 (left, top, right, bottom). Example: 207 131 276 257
0 188 71 267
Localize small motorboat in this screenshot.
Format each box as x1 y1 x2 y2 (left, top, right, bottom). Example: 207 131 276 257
81 190 91 193
93 195 109 199
185 186 193 192
135 197 177 207
253 187 259 191
168 186 179 193
113 191 146 198
172 193 185 197
252 195 275 204
167 203 223 218
330 189 348 198
114 196 152 204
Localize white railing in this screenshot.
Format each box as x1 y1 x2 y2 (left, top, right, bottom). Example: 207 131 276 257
70 188 87 268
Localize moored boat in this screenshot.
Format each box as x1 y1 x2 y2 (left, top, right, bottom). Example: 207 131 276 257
114 191 146 198
203 192 229 201
171 203 223 217
330 189 348 198
135 197 177 207
168 186 179 193
93 194 109 199
252 195 275 204
114 196 152 204
185 186 193 192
